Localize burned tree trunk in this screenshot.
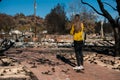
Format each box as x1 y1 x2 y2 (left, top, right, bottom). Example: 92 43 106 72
116 0 120 16
113 26 120 56
115 0 120 56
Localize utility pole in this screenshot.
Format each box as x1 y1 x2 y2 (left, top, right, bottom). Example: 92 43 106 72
34 0 37 38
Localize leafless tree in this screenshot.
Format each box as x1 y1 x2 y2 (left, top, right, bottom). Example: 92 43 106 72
81 0 120 56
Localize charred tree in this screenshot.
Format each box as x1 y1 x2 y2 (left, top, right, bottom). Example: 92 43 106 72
81 0 120 56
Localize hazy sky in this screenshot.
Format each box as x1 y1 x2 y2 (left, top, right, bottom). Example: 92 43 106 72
0 0 118 20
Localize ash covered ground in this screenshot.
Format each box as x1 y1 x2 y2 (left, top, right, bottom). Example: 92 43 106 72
0 47 119 80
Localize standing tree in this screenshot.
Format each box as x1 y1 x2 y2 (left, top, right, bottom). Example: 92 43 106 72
45 3 67 34
81 0 120 56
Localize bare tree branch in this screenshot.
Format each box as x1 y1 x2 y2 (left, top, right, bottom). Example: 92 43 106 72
103 2 117 11
116 0 120 16
81 0 115 25
81 0 104 16
97 0 115 25
117 17 120 24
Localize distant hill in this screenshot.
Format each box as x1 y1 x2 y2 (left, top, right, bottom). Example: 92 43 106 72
0 13 45 33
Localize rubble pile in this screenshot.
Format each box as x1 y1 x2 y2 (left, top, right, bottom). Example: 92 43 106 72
84 53 120 71
85 39 114 46
0 56 19 66
0 56 38 80
56 35 73 48
14 42 41 48
41 35 57 48
13 35 73 48
85 34 114 46
41 35 73 48
12 34 115 48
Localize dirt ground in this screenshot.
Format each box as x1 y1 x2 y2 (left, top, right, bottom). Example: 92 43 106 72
4 48 120 80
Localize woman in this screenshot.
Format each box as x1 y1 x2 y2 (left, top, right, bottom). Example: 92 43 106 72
70 14 84 70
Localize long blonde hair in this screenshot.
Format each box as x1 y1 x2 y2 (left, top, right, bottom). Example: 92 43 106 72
73 14 82 33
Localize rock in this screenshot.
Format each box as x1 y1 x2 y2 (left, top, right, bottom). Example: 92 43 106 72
0 57 12 66
51 67 55 72
41 70 53 75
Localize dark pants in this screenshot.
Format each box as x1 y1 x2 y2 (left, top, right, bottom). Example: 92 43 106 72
74 41 84 66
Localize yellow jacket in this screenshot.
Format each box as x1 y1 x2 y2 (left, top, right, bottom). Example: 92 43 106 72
70 23 84 41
